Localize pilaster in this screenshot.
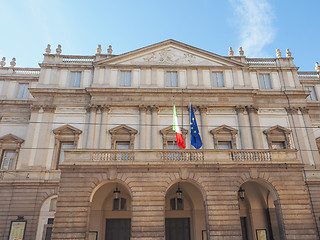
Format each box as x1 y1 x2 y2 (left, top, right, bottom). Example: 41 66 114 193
247 105 264 149
199 106 209 149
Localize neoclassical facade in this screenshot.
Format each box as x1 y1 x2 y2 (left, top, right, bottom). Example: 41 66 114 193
0 40 320 240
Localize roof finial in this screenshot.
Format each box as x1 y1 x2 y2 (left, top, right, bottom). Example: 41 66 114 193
286 49 292 57
276 48 281 58
10 58 16 68
45 44 51 54
316 62 320 72
107 45 113 55
228 47 234 56
239 47 244 56
0 57 5 67
97 44 102 54
56 44 62 55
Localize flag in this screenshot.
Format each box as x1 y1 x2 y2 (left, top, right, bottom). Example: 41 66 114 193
173 104 186 149
190 104 202 149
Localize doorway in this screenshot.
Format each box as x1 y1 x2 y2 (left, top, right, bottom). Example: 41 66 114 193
165 218 190 240
105 219 131 240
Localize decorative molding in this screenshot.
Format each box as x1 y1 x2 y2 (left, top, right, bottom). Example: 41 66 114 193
235 105 246 114
285 107 299 115
247 105 259 113
258 108 287 114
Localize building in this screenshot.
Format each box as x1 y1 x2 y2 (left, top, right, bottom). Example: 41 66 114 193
0 40 320 240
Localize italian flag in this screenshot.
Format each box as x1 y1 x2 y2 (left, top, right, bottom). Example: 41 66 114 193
173 104 186 149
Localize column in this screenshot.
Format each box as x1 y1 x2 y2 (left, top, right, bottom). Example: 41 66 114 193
200 106 209 149
300 107 320 167
93 106 102 149
286 107 310 164
151 105 159 149
235 105 253 149
139 105 147 149
99 105 110 149
247 105 264 149
146 107 152 149
86 104 98 149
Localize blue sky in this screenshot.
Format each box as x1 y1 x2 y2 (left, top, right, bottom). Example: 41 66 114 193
0 0 319 71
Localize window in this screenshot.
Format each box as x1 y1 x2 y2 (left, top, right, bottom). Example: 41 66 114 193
170 198 184 210
120 71 131 87
0 134 24 171
56 142 74 169
113 198 127 211
263 125 291 150
260 74 272 89
44 218 54 240
1 151 16 170
217 141 232 149
160 126 188 149
17 83 29 98
212 72 224 87
116 141 130 150
109 125 138 150
210 125 238 149
271 141 286 150
305 87 317 101
70 72 82 87
167 71 178 87
52 125 82 170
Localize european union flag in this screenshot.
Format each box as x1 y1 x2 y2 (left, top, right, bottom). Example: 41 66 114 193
190 104 203 149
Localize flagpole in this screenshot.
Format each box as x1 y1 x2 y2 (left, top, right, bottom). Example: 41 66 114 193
181 89 183 131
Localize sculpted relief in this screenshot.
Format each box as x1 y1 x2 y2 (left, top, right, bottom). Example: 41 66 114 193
124 48 223 66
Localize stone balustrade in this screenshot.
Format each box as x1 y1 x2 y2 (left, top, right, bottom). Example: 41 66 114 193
62 55 95 63
0 67 40 75
63 149 298 165
246 58 277 66
298 71 320 80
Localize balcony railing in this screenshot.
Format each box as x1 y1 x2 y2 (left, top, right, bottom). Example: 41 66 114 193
63 149 298 165
247 58 277 66
62 55 95 63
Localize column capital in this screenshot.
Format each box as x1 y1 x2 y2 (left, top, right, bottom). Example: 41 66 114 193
87 104 99 113
30 105 41 112
139 105 148 112
285 107 299 115
150 105 160 113
199 106 208 113
299 107 309 114
235 105 246 114
101 104 111 113
42 105 56 113
247 105 258 113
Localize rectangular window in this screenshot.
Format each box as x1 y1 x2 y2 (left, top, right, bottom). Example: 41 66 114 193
1 150 16 170
212 72 224 87
260 74 272 89
306 87 317 101
271 141 286 150
116 141 130 150
217 141 232 149
167 71 178 87
17 83 29 98
70 72 82 87
56 142 74 169
120 71 131 86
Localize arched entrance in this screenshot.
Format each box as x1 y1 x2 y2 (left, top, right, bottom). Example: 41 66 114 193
239 181 284 240
165 182 207 240
89 182 131 240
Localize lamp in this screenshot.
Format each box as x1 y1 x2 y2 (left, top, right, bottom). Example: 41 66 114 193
176 184 182 199
113 186 120 199
238 187 245 200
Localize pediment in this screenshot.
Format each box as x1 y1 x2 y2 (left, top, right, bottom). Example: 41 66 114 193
109 124 138 135
210 125 238 135
0 134 24 144
96 39 245 67
53 124 82 135
263 125 291 134
160 125 188 135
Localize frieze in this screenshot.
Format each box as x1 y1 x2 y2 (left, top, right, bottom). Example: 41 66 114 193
258 108 287 114
55 107 87 114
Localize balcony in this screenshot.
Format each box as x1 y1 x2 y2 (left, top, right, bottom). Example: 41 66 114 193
62 149 299 166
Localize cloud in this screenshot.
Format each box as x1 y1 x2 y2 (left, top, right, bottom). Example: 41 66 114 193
229 0 275 57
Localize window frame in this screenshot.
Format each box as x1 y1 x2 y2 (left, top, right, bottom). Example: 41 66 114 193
70 71 82 87
109 125 138 150
160 125 188 149
305 86 317 101
0 134 24 171
166 71 178 87
17 83 29 99
120 71 132 87
212 72 224 87
259 74 272 89
210 125 238 149
263 125 291 150
52 125 82 170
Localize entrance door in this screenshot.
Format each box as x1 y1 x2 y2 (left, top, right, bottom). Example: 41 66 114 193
105 219 131 240
165 218 190 240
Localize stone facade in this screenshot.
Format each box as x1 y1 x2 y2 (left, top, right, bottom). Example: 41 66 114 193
0 40 319 240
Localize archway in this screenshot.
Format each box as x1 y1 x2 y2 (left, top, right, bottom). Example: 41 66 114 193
239 181 284 240
165 182 206 240
36 195 57 240
89 182 131 240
